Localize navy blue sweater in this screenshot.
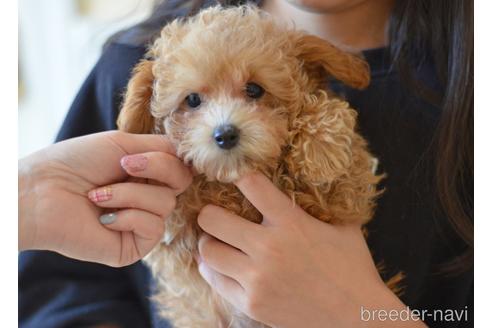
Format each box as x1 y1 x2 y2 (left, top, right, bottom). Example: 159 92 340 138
19 10 473 328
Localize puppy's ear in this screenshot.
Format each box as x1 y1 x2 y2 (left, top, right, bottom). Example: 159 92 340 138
286 92 358 184
293 34 370 89
117 60 155 134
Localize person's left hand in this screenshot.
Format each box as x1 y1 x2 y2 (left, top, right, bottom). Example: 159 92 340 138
19 131 192 267
196 173 425 328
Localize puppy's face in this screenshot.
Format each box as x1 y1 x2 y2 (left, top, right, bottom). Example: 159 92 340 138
150 9 302 182
163 86 289 182
119 6 370 183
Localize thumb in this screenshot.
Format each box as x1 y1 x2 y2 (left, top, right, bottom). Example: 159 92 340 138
234 172 301 225
99 208 165 266
111 131 177 156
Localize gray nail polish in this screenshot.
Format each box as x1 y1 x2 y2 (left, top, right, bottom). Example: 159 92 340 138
99 213 117 225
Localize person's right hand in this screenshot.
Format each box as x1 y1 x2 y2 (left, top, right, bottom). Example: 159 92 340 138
19 131 193 267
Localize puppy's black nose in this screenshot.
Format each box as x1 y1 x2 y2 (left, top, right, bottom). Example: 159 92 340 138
213 124 240 150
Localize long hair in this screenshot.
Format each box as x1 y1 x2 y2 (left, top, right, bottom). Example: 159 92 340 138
114 0 473 271
388 0 473 272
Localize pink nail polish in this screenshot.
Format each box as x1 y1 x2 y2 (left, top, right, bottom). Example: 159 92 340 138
121 154 148 172
88 187 113 202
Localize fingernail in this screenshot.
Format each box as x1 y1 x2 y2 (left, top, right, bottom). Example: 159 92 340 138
99 213 117 225
121 154 148 172
88 187 113 202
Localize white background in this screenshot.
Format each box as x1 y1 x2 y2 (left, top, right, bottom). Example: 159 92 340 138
18 0 154 158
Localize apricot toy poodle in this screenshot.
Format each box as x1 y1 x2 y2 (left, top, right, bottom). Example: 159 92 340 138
118 5 385 328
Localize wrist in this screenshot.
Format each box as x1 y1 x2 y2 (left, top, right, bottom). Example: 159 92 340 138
361 285 428 328
18 153 53 251
18 157 37 250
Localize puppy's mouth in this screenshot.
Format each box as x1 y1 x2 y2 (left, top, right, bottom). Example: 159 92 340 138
172 104 286 183
181 140 252 183
177 125 262 183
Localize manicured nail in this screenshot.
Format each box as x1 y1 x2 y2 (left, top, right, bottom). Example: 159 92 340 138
88 187 112 202
121 154 148 172
99 213 117 225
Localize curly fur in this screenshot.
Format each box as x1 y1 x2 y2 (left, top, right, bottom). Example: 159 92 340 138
117 5 387 327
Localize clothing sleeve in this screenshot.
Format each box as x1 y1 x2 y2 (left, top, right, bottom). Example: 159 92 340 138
56 43 146 139
19 43 158 328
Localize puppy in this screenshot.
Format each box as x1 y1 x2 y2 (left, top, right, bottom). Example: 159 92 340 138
118 5 382 328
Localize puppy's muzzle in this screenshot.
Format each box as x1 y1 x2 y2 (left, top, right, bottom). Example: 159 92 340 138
213 124 240 150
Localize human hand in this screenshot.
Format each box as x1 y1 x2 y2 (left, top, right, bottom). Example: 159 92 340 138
19 131 192 267
196 173 426 328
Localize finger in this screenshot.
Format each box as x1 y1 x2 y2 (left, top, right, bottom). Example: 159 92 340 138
109 131 176 155
197 204 262 252
198 233 250 280
99 209 165 266
198 261 245 310
234 172 301 225
88 183 176 218
120 152 192 194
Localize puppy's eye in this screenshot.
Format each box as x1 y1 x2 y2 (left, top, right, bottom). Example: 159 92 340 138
245 82 264 99
185 93 202 108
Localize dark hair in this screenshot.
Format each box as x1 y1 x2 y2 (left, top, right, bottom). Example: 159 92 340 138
116 0 473 271
388 0 473 272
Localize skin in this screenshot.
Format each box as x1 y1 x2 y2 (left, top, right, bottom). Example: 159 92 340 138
19 131 192 267
262 0 394 52
197 174 426 327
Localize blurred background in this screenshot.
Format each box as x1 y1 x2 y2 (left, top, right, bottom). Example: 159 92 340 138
18 0 156 157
